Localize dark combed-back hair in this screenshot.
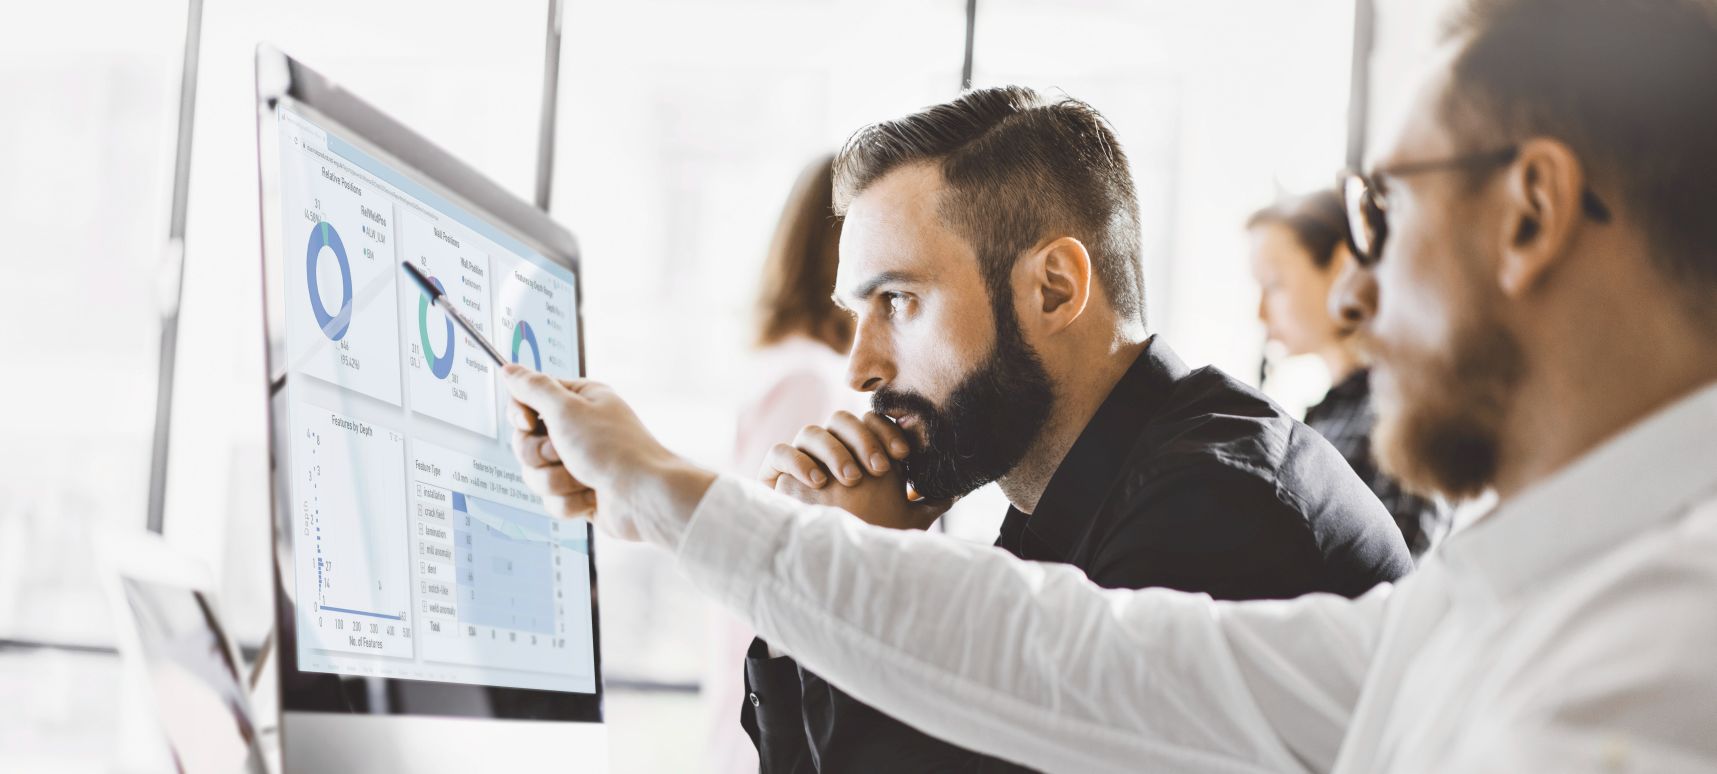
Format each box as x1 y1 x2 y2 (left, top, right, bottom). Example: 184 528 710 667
832 86 1146 324
1442 0 1717 316
755 155 853 352
1246 189 1350 270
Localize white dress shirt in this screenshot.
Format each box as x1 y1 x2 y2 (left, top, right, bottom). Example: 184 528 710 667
661 383 1717 773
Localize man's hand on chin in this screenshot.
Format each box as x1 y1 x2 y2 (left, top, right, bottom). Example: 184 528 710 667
757 409 955 530
773 459 951 532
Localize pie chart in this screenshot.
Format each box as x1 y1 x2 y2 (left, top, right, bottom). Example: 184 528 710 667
416 275 457 379
511 320 541 371
306 221 354 341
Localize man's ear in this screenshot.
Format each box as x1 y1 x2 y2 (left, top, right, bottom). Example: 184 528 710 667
1018 236 1092 334
1497 138 1586 297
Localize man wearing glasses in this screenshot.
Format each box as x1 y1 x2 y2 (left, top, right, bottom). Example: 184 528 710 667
503 0 1717 769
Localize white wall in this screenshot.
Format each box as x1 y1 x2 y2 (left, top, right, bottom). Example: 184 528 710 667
1364 0 1462 162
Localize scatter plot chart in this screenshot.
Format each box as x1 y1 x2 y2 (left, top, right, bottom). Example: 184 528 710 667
291 404 412 659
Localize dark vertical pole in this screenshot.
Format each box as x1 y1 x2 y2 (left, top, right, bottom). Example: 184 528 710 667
535 0 565 211
960 0 978 91
146 0 205 534
1345 0 1376 169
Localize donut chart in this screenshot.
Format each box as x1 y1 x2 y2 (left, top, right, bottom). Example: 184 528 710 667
416 275 457 380
510 320 541 371
306 221 354 341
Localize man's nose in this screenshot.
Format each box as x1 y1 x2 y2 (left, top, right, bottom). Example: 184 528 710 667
1329 259 1378 331
845 324 895 393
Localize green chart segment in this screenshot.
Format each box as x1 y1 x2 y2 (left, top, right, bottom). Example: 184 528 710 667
416 274 457 379
511 320 541 370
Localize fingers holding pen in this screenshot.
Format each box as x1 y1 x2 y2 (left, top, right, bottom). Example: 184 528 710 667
513 428 561 467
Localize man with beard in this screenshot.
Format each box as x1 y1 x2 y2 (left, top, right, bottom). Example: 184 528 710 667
726 86 1412 772
499 0 1717 769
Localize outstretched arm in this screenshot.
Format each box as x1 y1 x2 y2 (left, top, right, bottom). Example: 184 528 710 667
503 367 1389 772
677 477 1386 773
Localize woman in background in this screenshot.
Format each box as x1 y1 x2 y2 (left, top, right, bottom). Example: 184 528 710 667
705 154 857 774
1247 190 1450 561
731 155 858 471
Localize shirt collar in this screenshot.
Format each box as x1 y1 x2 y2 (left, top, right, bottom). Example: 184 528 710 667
1307 369 1370 422
1439 380 1717 606
1326 369 1370 401
1009 337 1188 562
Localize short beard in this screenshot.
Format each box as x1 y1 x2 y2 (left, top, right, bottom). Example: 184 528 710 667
871 296 1055 501
1372 312 1524 501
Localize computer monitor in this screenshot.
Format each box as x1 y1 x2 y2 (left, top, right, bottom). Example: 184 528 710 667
100 531 268 774
253 46 605 772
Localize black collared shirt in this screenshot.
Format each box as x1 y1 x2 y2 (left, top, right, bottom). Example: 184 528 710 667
741 338 1413 773
1303 369 1452 560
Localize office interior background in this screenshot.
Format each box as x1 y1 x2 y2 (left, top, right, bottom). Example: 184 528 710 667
2 0 1454 771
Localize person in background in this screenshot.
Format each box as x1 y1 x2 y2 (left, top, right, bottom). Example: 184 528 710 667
1248 190 1452 559
705 154 857 774
733 155 858 471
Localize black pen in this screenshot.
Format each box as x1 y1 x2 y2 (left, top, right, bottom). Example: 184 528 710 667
401 260 546 434
401 260 507 367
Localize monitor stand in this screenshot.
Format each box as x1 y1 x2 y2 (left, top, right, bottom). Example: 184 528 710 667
283 712 608 773
252 631 607 773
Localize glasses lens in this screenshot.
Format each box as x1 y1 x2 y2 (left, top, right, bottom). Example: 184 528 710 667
1343 176 1384 265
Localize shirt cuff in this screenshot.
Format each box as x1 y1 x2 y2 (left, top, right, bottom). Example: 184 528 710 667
675 475 800 615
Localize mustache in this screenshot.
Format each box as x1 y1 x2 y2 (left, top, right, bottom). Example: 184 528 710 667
871 388 936 417
870 389 939 440
1344 322 1381 364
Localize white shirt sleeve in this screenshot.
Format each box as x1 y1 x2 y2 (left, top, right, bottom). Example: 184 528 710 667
673 476 1394 773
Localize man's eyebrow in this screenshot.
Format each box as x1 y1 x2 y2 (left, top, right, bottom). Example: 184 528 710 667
843 270 920 303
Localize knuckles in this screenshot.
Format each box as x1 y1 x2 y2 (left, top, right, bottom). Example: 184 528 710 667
774 475 817 503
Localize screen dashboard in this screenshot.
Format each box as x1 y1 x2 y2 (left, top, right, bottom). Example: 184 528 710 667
274 105 596 696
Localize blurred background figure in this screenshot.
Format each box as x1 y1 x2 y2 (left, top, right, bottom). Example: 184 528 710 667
1247 190 1451 561
728 152 855 483
733 154 858 469
703 154 858 774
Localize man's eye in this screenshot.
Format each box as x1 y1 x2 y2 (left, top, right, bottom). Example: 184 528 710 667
883 292 909 316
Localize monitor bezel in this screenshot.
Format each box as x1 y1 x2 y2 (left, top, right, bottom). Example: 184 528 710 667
254 44 602 724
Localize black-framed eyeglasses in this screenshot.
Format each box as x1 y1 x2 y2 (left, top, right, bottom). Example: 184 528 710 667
1339 145 1612 266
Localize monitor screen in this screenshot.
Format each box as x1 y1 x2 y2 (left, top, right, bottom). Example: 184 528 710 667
272 104 596 697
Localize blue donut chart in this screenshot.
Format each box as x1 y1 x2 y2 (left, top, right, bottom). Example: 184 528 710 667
511 320 541 371
306 221 354 341
416 275 457 379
